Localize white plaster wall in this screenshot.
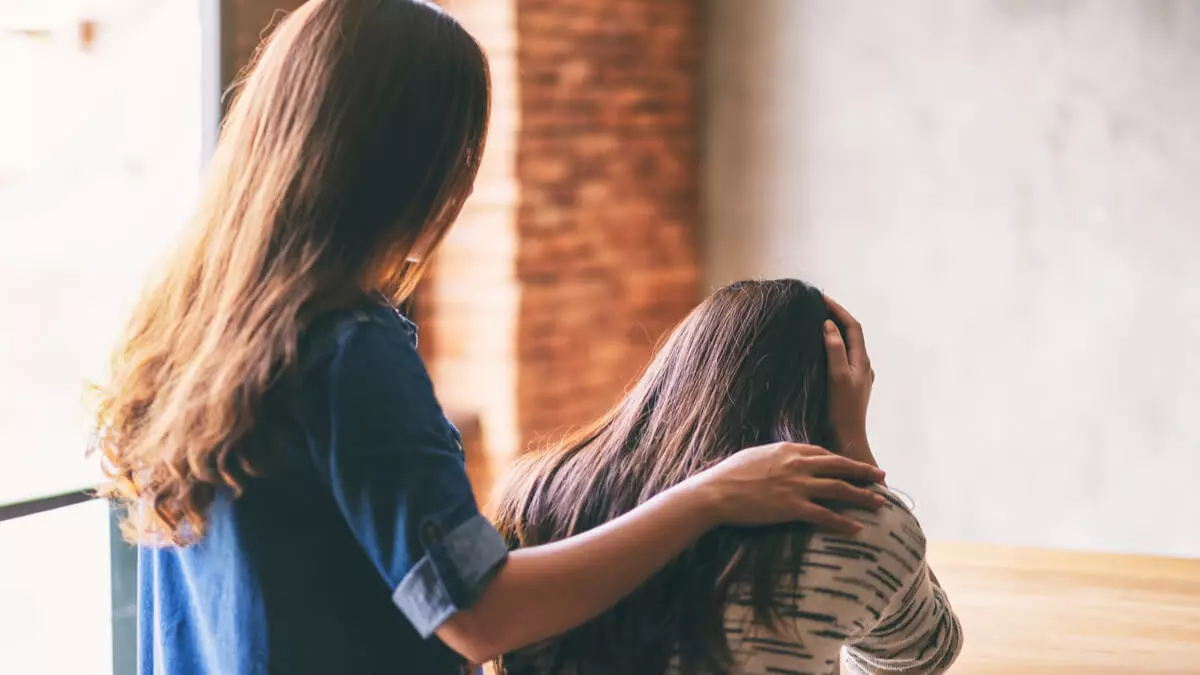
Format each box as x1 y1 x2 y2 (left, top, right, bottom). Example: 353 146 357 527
704 0 1200 557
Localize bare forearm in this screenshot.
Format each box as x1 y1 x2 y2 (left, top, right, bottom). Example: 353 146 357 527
437 479 716 662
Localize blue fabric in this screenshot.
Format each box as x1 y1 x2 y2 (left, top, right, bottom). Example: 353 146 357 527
138 299 508 675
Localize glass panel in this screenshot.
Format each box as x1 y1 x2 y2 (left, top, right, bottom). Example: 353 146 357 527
0 1 203 502
0 498 113 675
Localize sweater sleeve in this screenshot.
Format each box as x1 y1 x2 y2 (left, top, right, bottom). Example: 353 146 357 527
841 492 963 675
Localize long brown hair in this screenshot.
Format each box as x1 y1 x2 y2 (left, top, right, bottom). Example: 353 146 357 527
493 279 838 675
91 0 490 546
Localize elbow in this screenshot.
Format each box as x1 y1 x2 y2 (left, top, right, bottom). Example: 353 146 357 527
917 610 965 674
459 641 503 667
451 641 501 667
940 612 965 671
437 609 509 665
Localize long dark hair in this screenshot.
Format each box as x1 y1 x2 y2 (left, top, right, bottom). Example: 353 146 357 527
493 279 838 675
94 0 490 545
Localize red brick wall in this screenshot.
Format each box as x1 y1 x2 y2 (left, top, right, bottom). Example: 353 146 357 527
513 0 703 445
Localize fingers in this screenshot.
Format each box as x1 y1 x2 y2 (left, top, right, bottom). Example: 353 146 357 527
776 444 884 480
797 503 863 534
807 478 886 510
802 454 886 483
824 320 850 379
823 295 869 370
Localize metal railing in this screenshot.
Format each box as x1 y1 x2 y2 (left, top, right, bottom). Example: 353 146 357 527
0 488 97 522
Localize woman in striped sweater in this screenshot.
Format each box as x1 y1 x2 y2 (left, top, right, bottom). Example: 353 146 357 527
492 279 962 675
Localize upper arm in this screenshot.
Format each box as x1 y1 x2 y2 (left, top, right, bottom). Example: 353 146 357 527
839 489 963 674
309 314 507 638
733 490 933 671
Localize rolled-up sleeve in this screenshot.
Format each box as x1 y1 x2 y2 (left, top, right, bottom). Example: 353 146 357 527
311 313 507 638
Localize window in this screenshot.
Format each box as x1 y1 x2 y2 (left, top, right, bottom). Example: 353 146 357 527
0 0 206 503
0 2 213 673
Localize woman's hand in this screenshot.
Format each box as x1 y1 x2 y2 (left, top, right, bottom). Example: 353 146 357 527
685 442 886 534
823 295 878 470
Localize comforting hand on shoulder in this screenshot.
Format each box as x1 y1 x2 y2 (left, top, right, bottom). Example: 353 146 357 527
686 441 887 534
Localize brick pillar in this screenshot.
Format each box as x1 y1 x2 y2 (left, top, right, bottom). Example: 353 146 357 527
512 0 703 446
418 0 522 502
422 0 703 480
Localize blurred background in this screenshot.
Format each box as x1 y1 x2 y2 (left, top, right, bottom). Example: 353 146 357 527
1 0 1197 673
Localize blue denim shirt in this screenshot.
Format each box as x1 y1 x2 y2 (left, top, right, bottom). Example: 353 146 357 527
138 299 508 675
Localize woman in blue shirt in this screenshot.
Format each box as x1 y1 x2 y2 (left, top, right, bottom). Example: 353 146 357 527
91 1 886 674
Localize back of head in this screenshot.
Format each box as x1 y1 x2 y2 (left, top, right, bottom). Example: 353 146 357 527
95 0 490 545
493 279 835 675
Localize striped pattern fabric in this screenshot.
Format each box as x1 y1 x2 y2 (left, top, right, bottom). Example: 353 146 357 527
702 487 963 675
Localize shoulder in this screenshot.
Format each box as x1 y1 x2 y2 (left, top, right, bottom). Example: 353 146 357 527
801 486 928 596
847 486 926 568
300 302 442 425
299 301 422 381
731 488 929 664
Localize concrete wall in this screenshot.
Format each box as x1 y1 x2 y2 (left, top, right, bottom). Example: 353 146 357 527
704 0 1200 557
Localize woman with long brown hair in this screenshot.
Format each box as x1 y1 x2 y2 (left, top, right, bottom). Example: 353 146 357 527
90 2 887 674
493 280 963 675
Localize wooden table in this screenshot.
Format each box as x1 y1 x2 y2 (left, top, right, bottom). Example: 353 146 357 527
928 542 1200 674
